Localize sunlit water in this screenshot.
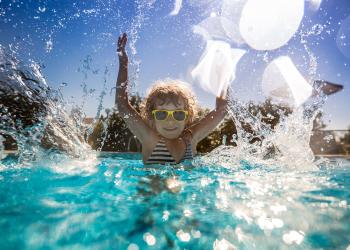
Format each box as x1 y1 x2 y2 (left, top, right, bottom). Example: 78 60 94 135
0 152 349 249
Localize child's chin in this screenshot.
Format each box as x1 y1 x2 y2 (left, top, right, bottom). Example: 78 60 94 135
160 132 180 139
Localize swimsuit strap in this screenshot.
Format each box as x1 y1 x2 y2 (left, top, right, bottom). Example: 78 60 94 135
181 129 194 160
183 140 193 160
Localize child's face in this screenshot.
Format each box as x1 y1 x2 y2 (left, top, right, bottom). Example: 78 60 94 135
153 97 187 139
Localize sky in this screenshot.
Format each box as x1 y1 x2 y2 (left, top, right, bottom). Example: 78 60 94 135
0 0 350 129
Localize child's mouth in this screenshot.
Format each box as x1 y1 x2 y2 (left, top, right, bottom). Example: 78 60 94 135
163 127 177 131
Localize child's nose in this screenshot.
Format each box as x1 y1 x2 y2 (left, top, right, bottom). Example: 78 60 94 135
167 117 175 122
166 114 176 122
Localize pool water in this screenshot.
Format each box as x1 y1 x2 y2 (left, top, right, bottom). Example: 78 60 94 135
0 152 349 249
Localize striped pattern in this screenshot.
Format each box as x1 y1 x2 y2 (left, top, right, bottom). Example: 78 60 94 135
146 138 193 164
183 142 193 160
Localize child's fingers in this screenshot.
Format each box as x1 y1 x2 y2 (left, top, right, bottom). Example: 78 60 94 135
123 35 128 45
122 34 127 46
218 88 227 99
117 33 127 53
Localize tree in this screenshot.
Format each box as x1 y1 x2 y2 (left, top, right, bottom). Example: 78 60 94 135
87 93 143 152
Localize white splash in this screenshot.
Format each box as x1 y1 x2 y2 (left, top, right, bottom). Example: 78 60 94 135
239 0 304 50
262 56 313 107
169 0 182 16
191 40 246 97
282 230 304 245
271 108 316 170
213 238 236 250
45 38 53 53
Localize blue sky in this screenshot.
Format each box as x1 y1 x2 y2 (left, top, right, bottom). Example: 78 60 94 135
0 0 349 129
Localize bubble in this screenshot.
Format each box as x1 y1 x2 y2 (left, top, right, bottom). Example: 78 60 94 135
239 0 304 50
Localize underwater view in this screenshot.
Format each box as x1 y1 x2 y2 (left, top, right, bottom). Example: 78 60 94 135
1 0 350 249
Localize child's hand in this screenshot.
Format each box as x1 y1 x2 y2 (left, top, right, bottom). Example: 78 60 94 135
216 96 227 112
216 89 228 111
117 33 128 65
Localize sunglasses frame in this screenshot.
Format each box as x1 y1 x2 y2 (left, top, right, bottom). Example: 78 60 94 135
151 109 188 121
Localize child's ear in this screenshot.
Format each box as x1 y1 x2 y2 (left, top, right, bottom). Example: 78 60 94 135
149 118 156 129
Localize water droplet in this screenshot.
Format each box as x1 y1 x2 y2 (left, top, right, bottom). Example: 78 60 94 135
176 230 191 242
282 230 304 245
45 39 53 53
183 209 192 217
162 210 170 221
311 24 324 35
143 232 156 246
38 6 46 12
339 200 347 208
127 244 139 250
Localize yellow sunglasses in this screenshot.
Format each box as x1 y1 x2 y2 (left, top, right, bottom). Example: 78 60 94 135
152 110 188 121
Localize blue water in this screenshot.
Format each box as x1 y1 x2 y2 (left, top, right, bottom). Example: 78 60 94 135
0 152 349 250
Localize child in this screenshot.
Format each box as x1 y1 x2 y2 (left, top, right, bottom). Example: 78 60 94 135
116 33 228 164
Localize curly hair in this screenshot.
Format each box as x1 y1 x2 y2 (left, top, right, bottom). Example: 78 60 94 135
140 79 198 125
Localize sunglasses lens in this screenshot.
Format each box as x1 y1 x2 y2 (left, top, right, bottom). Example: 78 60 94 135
154 111 168 120
173 111 186 121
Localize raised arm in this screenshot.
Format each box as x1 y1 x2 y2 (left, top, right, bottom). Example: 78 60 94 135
115 33 156 143
189 95 228 144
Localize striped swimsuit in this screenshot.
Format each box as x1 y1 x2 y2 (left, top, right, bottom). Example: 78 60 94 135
146 138 193 164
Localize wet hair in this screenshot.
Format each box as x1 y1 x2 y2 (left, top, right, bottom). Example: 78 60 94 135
140 79 198 124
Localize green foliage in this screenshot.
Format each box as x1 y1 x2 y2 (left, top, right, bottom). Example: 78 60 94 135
88 93 142 152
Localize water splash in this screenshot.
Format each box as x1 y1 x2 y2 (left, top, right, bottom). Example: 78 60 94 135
0 47 92 165
195 94 323 171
